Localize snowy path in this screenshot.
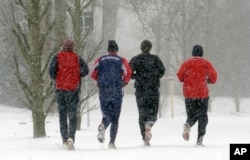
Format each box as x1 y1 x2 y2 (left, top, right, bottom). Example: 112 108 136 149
0 96 250 160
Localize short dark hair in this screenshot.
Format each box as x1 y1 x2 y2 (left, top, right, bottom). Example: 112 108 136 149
107 40 119 52
63 38 74 51
140 40 152 53
192 45 203 57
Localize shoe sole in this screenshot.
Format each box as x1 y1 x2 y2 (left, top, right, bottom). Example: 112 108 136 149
97 125 105 143
108 144 117 149
145 124 152 144
97 136 104 143
67 142 75 151
183 124 190 141
144 140 150 146
183 132 189 141
195 144 205 147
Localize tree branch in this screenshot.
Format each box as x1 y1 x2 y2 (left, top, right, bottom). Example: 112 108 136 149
39 1 51 21
81 0 95 10
13 54 33 107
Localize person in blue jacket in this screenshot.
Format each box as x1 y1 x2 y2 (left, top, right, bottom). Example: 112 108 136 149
91 40 132 149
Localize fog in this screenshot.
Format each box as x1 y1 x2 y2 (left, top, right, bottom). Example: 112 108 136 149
0 0 250 111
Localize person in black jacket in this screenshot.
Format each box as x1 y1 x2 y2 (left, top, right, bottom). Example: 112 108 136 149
129 40 165 146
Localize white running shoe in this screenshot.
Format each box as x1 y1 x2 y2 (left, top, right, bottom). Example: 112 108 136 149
97 124 105 143
67 138 75 151
108 143 117 149
144 123 152 145
183 123 190 141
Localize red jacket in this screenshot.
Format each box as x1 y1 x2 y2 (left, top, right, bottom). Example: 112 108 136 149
56 51 81 90
177 57 217 98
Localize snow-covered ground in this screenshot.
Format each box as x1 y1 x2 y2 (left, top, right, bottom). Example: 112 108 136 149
0 95 249 160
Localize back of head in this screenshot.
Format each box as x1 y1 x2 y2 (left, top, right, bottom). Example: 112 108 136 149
63 38 74 51
108 40 119 52
140 40 152 53
192 45 203 57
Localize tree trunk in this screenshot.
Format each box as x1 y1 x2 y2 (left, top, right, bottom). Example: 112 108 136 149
73 0 83 53
29 0 47 138
54 0 67 42
77 103 82 130
235 97 240 113
102 0 120 50
32 101 46 138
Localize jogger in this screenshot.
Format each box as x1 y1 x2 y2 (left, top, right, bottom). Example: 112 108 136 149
177 45 217 145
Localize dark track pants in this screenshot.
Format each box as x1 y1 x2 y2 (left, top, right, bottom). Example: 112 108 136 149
135 89 160 140
99 87 123 144
185 97 209 139
56 90 79 143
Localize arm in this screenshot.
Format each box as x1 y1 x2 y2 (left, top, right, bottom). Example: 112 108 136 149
79 57 89 77
155 56 165 79
128 57 137 80
49 55 58 80
122 57 132 85
176 63 185 82
90 57 100 81
206 61 217 84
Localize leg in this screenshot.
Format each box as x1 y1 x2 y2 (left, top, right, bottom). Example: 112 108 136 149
183 98 198 141
109 94 122 144
67 91 79 142
144 91 159 145
145 90 159 125
197 98 209 144
185 98 198 127
56 91 68 143
97 97 110 143
100 101 112 129
135 91 147 140
109 115 120 144
97 88 117 143
99 89 112 129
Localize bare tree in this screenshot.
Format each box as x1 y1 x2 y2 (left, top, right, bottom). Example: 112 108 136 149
0 0 60 138
102 0 120 49
66 0 104 129
124 0 211 116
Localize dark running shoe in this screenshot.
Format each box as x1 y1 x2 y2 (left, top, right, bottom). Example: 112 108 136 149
197 136 204 145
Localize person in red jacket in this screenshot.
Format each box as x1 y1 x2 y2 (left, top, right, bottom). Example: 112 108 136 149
177 45 217 146
49 38 89 150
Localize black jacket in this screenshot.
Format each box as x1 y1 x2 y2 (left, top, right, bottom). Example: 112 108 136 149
129 52 165 91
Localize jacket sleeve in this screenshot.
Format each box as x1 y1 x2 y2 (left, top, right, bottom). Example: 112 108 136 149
49 55 58 80
155 56 165 79
79 57 89 77
206 61 217 84
90 57 100 81
177 63 185 82
128 57 137 80
122 57 132 84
